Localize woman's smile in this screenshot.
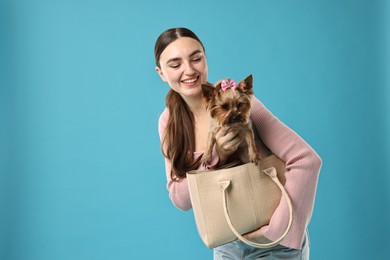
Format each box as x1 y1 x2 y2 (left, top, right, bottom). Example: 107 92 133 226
181 76 199 86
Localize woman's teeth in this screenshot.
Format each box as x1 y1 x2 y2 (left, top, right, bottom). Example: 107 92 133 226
183 78 197 83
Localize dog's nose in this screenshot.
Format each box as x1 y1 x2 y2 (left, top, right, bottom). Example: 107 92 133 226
229 115 242 124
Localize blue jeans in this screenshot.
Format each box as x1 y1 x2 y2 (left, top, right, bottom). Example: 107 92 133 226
213 231 309 260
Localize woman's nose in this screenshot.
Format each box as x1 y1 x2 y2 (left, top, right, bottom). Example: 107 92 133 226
184 62 195 75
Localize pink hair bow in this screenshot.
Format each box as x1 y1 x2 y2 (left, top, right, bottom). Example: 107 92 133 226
221 79 237 91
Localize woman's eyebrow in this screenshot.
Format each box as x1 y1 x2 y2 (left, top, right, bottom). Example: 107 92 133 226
166 50 203 65
189 50 203 57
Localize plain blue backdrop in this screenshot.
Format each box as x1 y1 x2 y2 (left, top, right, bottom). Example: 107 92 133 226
1 0 389 259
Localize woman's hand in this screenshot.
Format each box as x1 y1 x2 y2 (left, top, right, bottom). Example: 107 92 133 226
215 126 245 166
242 229 264 241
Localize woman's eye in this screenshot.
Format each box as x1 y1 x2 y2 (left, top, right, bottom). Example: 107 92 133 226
192 56 202 62
170 64 180 69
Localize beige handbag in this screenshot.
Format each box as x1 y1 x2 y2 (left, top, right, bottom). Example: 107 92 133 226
186 154 293 248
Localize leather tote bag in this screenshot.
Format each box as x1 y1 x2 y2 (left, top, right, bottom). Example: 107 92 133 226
186 154 293 248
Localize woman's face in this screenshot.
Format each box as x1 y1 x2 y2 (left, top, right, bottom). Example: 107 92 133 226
156 37 208 100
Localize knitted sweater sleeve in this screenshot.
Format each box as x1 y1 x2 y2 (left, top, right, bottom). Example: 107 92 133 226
250 97 322 249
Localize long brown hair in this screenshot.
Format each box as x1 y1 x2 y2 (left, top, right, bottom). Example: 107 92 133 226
154 28 205 180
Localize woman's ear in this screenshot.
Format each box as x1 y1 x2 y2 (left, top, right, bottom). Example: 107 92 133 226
155 66 167 82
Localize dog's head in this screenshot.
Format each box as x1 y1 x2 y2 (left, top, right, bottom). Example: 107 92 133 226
202 74 254 126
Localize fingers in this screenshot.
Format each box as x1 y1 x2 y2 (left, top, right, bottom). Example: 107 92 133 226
222 136 243 153
216 126 242 142
216 128 243 150
215 126 230 139
215 126 246 162
242 229 263 240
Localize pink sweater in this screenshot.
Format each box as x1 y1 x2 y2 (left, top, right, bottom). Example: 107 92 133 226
158 97 322 250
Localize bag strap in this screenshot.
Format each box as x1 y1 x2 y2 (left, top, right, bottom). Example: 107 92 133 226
218 167 293 248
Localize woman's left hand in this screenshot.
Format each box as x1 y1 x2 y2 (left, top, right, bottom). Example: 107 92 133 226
215 126 245 165
242 228 264 240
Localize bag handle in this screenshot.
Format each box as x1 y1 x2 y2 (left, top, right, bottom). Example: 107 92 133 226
218 167 293 248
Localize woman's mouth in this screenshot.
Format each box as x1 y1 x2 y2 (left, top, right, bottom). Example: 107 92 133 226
181 76 199 86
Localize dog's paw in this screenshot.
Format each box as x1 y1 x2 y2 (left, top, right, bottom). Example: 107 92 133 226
201 154 212 167
249 153 260 165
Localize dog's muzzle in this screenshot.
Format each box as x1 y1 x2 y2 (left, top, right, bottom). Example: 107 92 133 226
228 115 242 124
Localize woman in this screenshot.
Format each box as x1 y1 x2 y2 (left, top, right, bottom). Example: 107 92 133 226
155 27 322 260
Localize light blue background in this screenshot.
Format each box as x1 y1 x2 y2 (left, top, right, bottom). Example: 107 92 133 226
1 0 389 259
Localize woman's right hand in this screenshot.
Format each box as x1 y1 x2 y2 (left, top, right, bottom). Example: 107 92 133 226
215 126 245 166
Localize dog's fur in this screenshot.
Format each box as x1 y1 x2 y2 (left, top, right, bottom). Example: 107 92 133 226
201 74 261 165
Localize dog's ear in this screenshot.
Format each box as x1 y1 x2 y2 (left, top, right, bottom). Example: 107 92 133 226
238 74 254 95
202 82 215 101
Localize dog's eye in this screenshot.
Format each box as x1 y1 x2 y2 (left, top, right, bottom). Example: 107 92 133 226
237 103 243 110
222 104 229 110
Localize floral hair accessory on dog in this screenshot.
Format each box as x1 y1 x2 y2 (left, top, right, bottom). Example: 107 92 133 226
221 79 237 91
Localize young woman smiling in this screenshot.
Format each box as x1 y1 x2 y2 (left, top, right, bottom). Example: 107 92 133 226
155 27 322 260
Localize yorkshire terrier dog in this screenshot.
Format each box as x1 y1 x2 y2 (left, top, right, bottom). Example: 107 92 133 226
201 74 261 166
